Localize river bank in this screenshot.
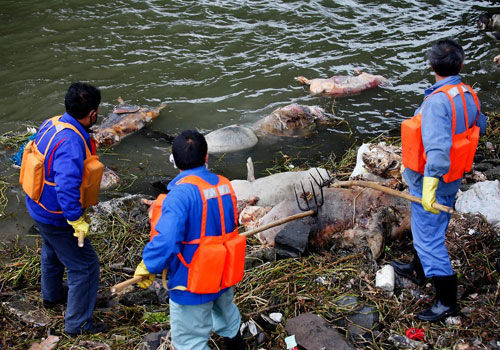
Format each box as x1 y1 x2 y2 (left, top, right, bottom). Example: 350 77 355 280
0 112 499 349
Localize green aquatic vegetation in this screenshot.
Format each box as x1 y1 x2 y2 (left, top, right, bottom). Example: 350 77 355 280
142 311 170 324
0 128 36 149
0 179 8 218
0 238 42 287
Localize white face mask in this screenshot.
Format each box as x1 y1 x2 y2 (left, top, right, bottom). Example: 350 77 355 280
169 154 177 169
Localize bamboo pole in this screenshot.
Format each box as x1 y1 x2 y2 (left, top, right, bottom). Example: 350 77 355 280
330 180 454 214
111 269 169 294
77 232 84 248
110 276 146 294
241 210 315 237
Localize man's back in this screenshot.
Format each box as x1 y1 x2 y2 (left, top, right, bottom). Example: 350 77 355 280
143 165 238 304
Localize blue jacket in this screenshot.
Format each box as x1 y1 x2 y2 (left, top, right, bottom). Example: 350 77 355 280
404 75 487 195
26 113 92 226
142 165 237 305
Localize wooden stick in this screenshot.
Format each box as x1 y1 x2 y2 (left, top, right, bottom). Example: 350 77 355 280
110 276 146 294
77 232 84 248
162 269 168 289
241 210 315 237
330 180 454 214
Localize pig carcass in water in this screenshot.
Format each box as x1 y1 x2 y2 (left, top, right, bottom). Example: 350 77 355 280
92 97 166 148
295 70 389 97
256 103 337 137
254 186 411 259
204 104 339 153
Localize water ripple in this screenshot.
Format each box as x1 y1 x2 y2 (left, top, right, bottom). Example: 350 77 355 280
0 0 498 168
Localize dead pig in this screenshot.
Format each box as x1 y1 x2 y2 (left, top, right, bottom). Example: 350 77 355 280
92 97 166 148
256 103 336 137
295 70 389 97
255 186 411 259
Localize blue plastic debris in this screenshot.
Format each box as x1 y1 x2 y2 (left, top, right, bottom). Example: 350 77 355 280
10 133 37 166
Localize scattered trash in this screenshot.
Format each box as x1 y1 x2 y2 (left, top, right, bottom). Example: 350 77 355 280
269 312 283 323
314 276 329 285
260 314 278 325
240 319 258 337
406 327 425 341
445 316 461 326
285 335 299 350
10 133 37 166
111 334 126 341
375 264 395 292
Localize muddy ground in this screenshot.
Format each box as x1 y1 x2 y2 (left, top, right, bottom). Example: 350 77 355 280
0 112 499 349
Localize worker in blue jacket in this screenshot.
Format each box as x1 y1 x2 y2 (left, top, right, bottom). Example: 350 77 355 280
25 82 106 335
134 130 245 350
393 39 487 322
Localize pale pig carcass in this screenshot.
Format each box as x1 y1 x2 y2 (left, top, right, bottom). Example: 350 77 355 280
295 70 389 97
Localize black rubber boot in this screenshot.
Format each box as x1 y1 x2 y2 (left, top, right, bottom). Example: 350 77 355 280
223 331 246 350
66 322 109 337
390 251 426 285
417 274 458 322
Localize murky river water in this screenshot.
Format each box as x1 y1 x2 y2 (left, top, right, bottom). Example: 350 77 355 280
1 0 499 242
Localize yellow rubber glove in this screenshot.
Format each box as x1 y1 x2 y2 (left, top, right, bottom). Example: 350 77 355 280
134 260 155 289
422 176 439 214
67 216 90 239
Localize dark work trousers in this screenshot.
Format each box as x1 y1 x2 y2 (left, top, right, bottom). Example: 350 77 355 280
35 220 100 334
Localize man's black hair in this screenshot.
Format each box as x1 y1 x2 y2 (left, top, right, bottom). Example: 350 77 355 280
172 130 208 170
426 38 464 77
65 82 101 119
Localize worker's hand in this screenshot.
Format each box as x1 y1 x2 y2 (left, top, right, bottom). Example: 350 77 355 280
422 177 439 214
134 260 155 289
67 216 90 239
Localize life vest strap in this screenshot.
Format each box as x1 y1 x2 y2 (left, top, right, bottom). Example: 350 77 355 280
37 200 63 214
177 252 190 268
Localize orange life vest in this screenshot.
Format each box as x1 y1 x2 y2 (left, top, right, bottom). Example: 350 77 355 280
401 83 480 183
149 193 167 241
148 174 246 294
19 115 104 210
